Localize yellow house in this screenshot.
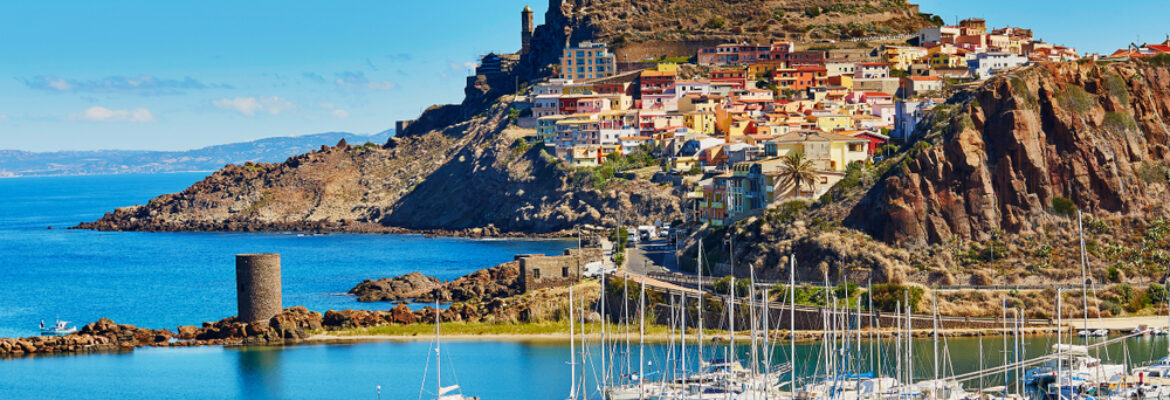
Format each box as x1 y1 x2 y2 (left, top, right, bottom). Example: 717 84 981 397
679 94 719 113
568 146 600 167
768 131 869 172
562 84 594 95
684 111 717 134
811 114 852 132
882 46 928 71
928 53 965 68
671 156 699 171
726 117 751 142
714 103 748 135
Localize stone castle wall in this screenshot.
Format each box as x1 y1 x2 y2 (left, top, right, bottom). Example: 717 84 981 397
518 248 604 292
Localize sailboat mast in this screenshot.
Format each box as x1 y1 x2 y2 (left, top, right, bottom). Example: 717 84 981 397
1002 294 1008 393
570 286 577 400
681 290 688 390
581 283 588 400
1057 289 1063 400
789 255 796 397
601 269 607 389
436 299 441 400
931 292 939 397
905 291 912 389
624 278 631 380
698 242 705 399
1078 210 1089 345
639 278 646 400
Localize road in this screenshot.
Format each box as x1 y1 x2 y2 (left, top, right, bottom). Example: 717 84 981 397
623 237 677 275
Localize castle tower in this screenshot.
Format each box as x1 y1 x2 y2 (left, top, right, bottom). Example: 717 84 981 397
235 253 282 323
521 6 534 54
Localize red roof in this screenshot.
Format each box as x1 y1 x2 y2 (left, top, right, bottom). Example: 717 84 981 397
856 62 888 67
864 92 892 97
1148 45 1170 53
906 76 942 81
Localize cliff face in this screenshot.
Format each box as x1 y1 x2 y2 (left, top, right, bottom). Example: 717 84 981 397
848 60 1170 246
79 100 683 234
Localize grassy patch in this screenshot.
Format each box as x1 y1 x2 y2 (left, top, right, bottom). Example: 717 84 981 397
1010 77 1036 109
1104 111 1139 132
1138 161 1170 186
1105 73 1131 106
1059 85 1095 113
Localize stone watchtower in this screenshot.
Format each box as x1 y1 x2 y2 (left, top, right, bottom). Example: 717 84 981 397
235 253 282 323
521 5 534 54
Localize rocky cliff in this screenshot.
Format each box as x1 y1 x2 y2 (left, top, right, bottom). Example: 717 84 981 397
682 58 1170 286
848 59 1170 246
79 99 683 235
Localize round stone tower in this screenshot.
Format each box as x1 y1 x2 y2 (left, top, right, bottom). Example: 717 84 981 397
235 253 282 323
521 5 534 54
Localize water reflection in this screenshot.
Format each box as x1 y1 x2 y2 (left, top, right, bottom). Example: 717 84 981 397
235 346 283 399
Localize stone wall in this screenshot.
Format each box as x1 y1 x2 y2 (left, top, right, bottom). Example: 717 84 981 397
518 248 604 292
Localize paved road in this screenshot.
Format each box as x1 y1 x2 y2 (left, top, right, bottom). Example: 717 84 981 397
624 237 677 275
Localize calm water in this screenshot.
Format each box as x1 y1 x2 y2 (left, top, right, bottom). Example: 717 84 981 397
2 173 1169 399
0 173 574 338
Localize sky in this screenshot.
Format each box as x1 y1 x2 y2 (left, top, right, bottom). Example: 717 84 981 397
0 0 1167 152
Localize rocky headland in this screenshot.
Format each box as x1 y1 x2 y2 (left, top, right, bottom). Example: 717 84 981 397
77 101 683 236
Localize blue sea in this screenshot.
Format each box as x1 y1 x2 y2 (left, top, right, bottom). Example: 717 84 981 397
2 173 1169 399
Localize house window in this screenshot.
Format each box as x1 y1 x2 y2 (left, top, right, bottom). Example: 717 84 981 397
533 269 542 279
562 267 570 277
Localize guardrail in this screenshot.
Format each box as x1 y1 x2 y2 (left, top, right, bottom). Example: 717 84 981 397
640 271 1056 327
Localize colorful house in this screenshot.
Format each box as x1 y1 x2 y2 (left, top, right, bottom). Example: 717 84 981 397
559 41 616 80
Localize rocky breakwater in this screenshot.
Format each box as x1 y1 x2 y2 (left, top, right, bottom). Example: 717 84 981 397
0 306 323 357
350 261 524 303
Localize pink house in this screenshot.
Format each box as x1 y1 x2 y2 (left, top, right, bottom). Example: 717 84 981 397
576 97 612 113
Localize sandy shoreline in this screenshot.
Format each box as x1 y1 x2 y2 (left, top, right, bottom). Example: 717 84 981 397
305 326 1069 344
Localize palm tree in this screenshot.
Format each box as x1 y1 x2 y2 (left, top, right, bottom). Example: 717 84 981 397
775 151 817 199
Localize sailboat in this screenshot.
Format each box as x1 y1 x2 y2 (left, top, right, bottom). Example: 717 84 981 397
420 300 478 400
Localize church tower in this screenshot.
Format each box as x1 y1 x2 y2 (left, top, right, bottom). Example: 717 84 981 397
521 6 534 54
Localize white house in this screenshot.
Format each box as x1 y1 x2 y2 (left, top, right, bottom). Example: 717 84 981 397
968 52 1028 79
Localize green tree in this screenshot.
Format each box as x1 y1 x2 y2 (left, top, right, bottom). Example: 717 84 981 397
775 151 818 199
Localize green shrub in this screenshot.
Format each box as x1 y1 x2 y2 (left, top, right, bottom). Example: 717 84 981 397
1149 283 1168 304
869 283 924 312
1051 196 1077 216
804 7 821 18
1106 266 1121 282
713 275 751 297
766 201 808 224
705 16 725 29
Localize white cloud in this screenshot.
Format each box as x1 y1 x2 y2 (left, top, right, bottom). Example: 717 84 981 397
213 96 295 116
69 106 154 123
319 102 349 118
334 71 394 90
48 78 72 91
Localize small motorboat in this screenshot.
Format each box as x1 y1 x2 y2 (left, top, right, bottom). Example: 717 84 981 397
40 319 77 336
1091 329 1109 337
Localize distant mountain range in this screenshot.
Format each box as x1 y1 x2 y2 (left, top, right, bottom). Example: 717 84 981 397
0 131 394 177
